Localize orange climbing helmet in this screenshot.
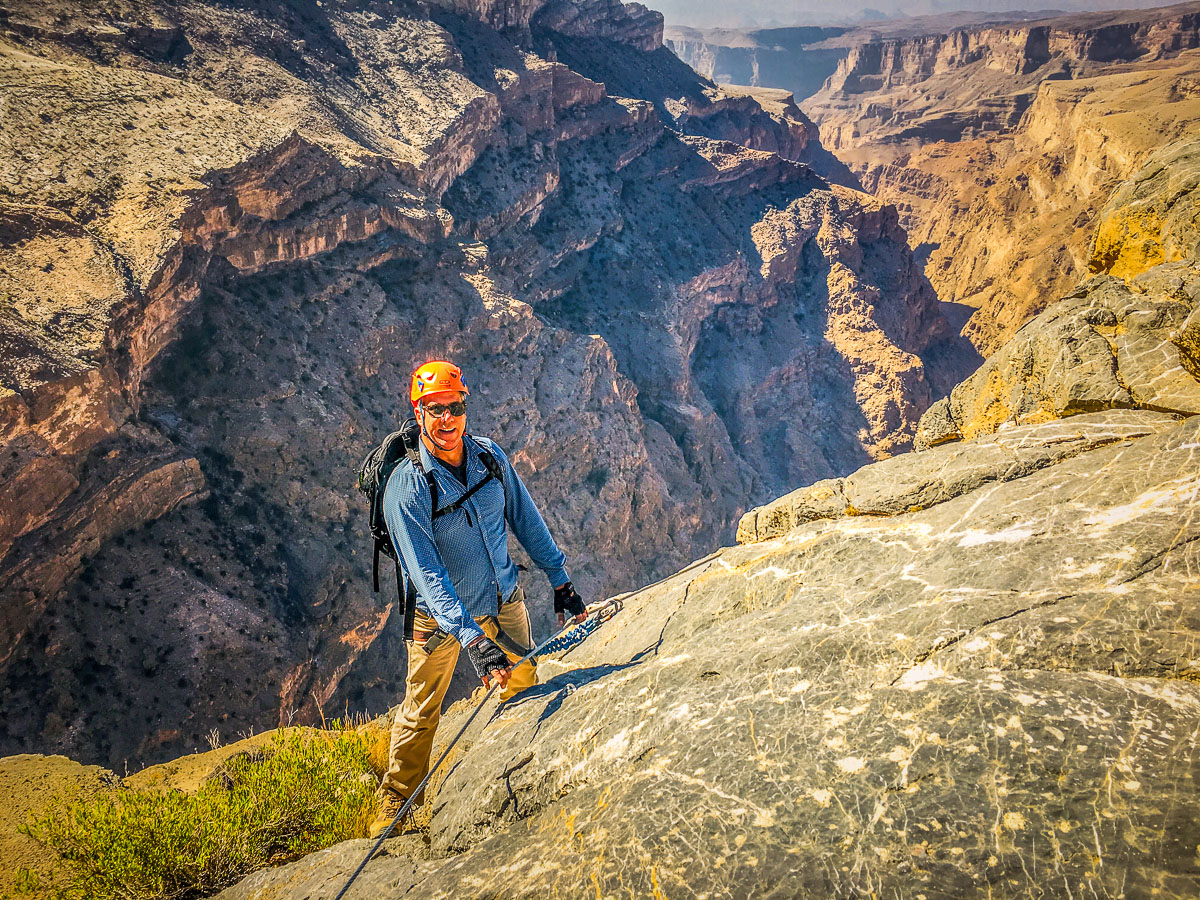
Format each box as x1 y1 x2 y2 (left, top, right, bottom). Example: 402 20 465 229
410 360 470 408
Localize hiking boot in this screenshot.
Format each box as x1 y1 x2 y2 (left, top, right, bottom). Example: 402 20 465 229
368 790 410 838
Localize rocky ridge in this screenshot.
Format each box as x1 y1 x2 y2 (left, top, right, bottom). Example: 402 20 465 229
0 0 968 769
914 262 1200 450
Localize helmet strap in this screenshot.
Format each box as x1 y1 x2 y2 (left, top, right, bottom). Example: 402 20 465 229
416 401 430 441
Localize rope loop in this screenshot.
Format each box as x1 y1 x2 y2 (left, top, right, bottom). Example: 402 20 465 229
538 598 622 657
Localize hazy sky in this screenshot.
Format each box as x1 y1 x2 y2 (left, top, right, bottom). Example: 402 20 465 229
653 0 1185 29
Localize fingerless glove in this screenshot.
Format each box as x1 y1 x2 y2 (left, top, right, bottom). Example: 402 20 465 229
554 581 586 620
466 636 509 680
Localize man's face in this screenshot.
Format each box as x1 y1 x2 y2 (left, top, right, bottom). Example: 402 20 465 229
420 390 467 451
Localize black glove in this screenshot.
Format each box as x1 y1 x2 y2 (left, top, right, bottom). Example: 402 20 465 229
466 636 509 683
554 581 586 622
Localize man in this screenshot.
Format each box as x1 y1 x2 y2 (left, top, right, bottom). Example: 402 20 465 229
370 360 587 837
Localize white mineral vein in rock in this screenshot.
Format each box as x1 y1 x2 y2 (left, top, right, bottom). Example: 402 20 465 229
655 766 777 827
1082 477 1198 530
956 523 1040 547
657 653 692 666
750 565 802 579
895 661 965 689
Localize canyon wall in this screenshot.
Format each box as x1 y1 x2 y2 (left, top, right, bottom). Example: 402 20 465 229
0 0 969 768
820 7 1200 110
803 2 1200 355
664 12 1057 104
666 25 850 101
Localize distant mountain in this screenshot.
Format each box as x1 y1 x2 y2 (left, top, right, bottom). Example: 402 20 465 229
654 0 1183 29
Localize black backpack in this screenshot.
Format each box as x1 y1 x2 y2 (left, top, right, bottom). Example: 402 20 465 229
356 419 504 639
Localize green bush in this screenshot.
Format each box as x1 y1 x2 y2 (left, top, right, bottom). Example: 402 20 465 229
20 730 377 900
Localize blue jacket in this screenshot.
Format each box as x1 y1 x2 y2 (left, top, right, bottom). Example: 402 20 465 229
382 435 569 647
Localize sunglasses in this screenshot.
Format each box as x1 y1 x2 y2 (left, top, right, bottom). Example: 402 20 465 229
423 400 467 418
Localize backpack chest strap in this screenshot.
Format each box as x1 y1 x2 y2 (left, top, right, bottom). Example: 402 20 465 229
410 444 504 521
431 466 494 519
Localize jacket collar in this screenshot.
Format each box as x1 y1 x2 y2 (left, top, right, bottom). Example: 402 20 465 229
419 435 481 486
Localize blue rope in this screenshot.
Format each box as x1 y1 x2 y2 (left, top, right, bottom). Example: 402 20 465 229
537 615 602 656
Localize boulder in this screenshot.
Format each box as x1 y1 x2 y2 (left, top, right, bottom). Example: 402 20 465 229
914 262 1200 449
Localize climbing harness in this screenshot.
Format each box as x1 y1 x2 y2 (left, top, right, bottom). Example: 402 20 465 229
333 597 622 900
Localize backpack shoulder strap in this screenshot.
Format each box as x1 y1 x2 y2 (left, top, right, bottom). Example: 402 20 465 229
382 455 428 636
477 448 505 485
466 435 505 485
428 439 505 520
403 443 440 517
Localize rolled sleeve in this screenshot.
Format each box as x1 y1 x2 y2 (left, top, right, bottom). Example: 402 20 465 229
382 468 486 647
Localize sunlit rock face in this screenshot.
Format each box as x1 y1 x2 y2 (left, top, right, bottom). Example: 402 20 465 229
912 262 1200 451
220 265 1200 899
0 0 968 768
910 152 1200 451
802 4 1200 356
1091 140 1200 283
808 6 1200 155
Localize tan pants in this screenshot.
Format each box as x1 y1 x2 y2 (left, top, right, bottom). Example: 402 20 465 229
380 588 537 801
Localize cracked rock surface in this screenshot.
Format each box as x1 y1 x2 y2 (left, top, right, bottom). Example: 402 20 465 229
222 402 1199 896
738 408 1184 543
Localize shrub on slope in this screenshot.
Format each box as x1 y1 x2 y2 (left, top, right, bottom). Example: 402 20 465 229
16 729 378 900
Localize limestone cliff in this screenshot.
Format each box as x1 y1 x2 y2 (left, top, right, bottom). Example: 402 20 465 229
418 0 662 50
665 24 850 102
664 12 1058 106
0 0 968 769
811 4 1200 151
1091 139 1200 281
802 3 1200 355
909 146 1200 450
